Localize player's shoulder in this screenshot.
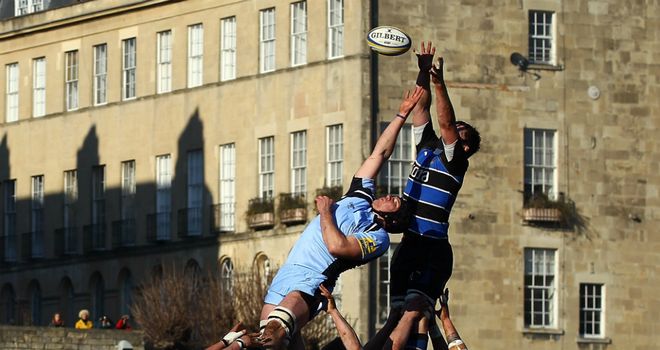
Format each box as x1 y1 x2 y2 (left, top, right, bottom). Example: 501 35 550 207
344 177 376 202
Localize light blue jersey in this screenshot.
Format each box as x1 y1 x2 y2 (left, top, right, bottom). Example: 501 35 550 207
265 177 389 305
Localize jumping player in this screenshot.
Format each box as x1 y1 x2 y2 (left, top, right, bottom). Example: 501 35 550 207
381 42 481 350
258 87 424 350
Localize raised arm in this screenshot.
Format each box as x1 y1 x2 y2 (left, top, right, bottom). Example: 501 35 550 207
355 87 424 179
320 284 363 350
316 196 363 259
430 57 460 146
436 289 468 350
411 41 435 127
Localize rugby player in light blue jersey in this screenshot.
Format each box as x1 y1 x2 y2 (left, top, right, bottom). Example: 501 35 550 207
257 87 424 350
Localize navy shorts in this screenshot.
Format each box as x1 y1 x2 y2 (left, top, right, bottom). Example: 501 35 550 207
390 233 453 301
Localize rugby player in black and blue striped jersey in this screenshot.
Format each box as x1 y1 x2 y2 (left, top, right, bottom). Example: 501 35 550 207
381 42 481 350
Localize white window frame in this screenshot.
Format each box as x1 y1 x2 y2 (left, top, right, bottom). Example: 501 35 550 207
156 154 172 240
524 128 557 200
528 10 556 65
259 136 275 199
326 124 343 187
122 38 136 100
65 51 78 111
290 131 307 195
219 143 236 231
157 30 173 93
92 43 108 106
32 58 46 118
63 170 77 254
220 17 237 81
6 64 19 123
121 160 136 221
15 0 43 16
524 248 558 329
290 1 307 66
63 170 77 229
379 124 414 195
220 257 234 294
327 0 344 59
30 175 45 258
260 8 276 73
187 150 203 236
580 284 605 338
187 24 204 88
93 44 107 106
3 180 17 262
92 165 106 226
376 243 398 326
31 175 44 232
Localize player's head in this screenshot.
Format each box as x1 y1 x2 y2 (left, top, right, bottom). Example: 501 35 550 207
372 196 413 233
456 121 481 158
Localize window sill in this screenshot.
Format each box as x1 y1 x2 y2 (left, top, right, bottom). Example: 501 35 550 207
522 328 564 335
577 337 611 344
527 63 564 71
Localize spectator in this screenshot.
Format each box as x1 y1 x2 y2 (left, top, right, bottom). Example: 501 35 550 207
115 314 132 330
75 309 93 329
49 313 65 327
98 315 114 329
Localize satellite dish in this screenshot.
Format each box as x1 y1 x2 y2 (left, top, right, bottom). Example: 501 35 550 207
510 52 529 71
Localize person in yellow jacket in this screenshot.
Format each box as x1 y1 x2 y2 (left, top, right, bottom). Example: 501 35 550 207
75 309 93 329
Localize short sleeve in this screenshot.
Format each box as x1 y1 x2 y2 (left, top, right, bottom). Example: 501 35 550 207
415 122 439 153
343 177 376 202
353 229 390 260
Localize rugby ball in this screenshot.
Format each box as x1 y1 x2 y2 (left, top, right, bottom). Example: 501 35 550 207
367 26 412 56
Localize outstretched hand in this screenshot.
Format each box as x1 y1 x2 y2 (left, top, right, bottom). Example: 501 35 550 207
414 41 436 72
398 86 425 118
430 57 445 85
436 288 450 321
319 284 337 313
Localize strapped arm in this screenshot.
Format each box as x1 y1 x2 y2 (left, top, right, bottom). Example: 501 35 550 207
431 57 460 146
412 41 435 127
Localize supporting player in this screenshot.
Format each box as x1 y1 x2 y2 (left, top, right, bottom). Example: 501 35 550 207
257 87 424 350
380 41 481 350
319 285 467 350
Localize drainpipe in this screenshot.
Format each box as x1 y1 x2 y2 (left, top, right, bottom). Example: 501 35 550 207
367 0 379 339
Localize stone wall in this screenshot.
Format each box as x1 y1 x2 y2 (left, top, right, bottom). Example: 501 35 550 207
0 326 144 350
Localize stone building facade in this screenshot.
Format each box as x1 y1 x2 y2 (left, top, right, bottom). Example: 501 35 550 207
0 0 657 349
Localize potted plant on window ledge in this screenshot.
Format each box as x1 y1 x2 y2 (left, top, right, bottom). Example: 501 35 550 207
522 192 573 226
278 193 307 226
247 197 275 230
315 185 343 201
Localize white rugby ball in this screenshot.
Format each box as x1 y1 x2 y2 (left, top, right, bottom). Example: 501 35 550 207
367 26 412 56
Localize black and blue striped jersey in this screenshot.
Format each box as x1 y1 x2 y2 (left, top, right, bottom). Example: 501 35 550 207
403 122 469 239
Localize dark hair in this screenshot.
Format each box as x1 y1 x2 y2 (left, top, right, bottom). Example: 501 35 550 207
456 121 481 158
375 198 413 233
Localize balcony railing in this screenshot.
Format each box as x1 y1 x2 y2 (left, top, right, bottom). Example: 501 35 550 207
112 219 136 248
54 227 79 256
522 207 563 223
147 212 172 242
178 207 202 238
1 233 18 263
83 223 107 253
212 203 235 233
21 231 45 260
